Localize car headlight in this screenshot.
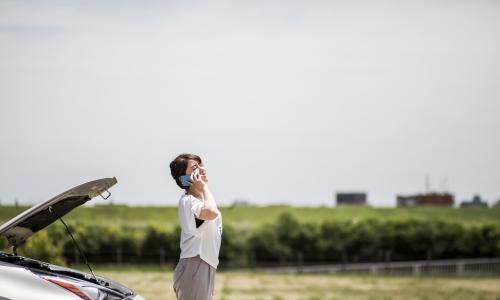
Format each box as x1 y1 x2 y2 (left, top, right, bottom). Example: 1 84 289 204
41 276 123 300
80 286 122 300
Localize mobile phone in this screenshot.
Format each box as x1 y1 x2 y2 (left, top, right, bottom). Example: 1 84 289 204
179 174 192 187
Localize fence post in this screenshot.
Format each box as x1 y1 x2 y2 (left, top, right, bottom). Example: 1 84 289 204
457 262 464 276
297 252 303 273
413 264 421 276
250 250 256 269
384 250 391 262
116 247 122 265
341 251 347 273
160 248 165 267
384 250 391 274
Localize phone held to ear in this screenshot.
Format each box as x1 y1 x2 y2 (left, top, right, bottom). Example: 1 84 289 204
180 174 192 187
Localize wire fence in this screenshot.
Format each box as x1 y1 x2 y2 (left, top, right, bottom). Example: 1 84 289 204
263 257 500 277
63 248 178 266
62 248 500 276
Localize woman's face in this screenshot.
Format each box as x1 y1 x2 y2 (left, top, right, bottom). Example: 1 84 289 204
185 159 208 181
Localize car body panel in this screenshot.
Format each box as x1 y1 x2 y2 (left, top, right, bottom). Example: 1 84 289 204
0 177 117 248
0 263 78 300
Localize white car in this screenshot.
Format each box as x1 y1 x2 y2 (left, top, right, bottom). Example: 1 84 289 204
0 178 146 300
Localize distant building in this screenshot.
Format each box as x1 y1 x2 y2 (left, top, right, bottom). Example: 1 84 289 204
460 195 488 208
336 192 367 206
397 192 454 207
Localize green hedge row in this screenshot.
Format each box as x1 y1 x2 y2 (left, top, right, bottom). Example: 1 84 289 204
248 214 500 264
2 213 499 267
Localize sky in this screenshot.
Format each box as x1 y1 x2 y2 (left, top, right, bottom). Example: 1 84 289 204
0 0 499 207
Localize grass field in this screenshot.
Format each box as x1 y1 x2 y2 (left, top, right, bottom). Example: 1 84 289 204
93 268 500 300
1 205 499 230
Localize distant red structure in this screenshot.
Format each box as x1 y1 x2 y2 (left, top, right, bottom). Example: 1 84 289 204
397 192 454 207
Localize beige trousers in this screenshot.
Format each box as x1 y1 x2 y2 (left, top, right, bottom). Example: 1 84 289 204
173 256 215 300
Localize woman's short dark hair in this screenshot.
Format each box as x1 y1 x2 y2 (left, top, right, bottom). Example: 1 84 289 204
170 153 202 190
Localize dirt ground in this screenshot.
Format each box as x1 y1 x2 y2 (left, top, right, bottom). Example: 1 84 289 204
97 270 500 300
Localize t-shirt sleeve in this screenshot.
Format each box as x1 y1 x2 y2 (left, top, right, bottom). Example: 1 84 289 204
178 194 206 237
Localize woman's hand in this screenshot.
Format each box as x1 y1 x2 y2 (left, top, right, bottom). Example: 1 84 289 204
190 168 219 220
190 168 207 191
199 166 209 182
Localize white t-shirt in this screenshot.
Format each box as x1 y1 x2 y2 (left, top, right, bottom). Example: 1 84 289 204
177 193 222 269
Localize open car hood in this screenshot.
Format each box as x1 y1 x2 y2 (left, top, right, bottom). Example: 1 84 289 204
0 177 117 248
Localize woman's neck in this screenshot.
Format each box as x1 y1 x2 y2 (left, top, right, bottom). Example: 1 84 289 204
187 188 202 198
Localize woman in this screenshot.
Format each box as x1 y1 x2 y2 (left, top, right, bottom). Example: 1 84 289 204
169 153 222 300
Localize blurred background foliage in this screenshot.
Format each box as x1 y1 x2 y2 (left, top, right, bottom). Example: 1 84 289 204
1 211 498 267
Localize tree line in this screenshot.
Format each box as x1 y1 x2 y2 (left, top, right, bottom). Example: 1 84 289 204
1 213 499 267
